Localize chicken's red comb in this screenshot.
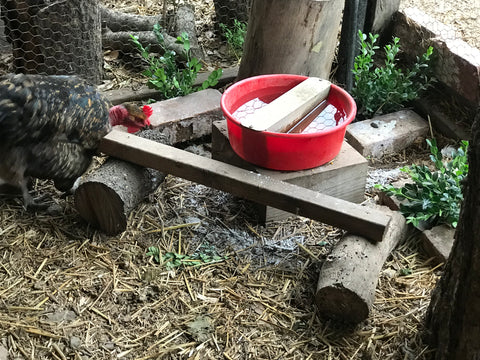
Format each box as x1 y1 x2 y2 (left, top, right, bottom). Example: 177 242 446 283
142 105 153 118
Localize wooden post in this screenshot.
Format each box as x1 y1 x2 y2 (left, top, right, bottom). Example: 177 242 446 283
335 0 400 89
366 0 401 37
237 0 344 80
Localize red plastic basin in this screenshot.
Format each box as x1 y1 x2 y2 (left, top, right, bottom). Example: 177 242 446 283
220 74 357 171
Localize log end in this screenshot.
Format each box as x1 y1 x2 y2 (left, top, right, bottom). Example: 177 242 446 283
75 181 127 235
315 284 369 324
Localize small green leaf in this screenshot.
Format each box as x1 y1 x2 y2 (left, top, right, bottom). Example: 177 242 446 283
375 138 468 229
399 268 412 276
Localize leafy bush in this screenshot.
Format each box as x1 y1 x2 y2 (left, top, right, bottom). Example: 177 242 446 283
375 139 468 228
131 24 222 99
352 30 434 118
146 245 227 269
219 19 247 59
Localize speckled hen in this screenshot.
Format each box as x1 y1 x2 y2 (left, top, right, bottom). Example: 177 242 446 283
0 73 153 209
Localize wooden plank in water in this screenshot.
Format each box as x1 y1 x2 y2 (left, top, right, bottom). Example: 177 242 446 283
99 130 391 242
240 77 331 132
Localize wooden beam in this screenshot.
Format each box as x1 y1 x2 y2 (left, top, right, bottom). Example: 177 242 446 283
99 130 391 241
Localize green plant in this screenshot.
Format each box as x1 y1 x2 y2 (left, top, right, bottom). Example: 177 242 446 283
219 19 247 59
375 139 468 228
146 244 227 270
130 24 222 99
352 30 434 118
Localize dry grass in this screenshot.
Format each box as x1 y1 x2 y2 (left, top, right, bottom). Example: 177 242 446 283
0 145 442 359
0 1 463 359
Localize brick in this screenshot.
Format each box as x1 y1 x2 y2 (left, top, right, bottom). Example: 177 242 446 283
148 89 224 144
420 225 455 265
212 120 368 222
345 110 428 158
393 8 480 105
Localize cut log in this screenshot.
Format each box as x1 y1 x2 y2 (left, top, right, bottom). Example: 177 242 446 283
98 130 392 242
102 29 187 59
100 7 162 32
74 159 165 235
102 4 202 59
174 4 203 59
315 207 408 324
240 77 331 132
74 130 169 235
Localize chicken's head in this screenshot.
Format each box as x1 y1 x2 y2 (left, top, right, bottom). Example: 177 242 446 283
109 103 153 133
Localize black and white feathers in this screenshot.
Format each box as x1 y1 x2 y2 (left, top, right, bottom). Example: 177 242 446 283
0 73 113 208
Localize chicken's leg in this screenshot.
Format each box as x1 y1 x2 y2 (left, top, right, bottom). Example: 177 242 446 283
19 180 50 211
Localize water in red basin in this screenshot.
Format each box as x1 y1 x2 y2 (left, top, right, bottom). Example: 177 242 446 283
221 74 357 171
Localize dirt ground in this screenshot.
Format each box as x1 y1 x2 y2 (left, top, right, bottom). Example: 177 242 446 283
0 1 477 360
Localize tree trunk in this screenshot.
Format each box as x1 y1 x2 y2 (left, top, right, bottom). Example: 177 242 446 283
100 7 162 32
1 0 103 83
237 0 344 81
425 108 480 359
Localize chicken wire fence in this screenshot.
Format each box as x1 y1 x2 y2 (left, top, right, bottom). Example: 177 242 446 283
0 1 478 85
0 2 102 80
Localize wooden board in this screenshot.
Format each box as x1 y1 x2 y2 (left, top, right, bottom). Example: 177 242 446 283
99 129 391 242
211 120 368 222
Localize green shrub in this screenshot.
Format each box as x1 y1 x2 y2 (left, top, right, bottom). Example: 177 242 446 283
352 30 434 118
146 245 227 269
131 25 222 99
219 19 247 59
375 139 468 228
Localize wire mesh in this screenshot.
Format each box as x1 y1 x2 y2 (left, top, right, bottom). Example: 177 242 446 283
0 1 102 83
212 0 250 29
0 0 477 90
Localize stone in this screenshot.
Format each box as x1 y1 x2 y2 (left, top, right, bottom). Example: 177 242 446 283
46 309 77 323
70 336 82 350
345 110 428 158
148 88 224 144
420 224 455 265
0 344 8 360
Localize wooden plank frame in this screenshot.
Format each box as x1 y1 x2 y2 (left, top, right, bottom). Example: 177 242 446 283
99 130 391 242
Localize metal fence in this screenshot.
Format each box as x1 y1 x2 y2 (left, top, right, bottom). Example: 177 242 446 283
0 1 103 82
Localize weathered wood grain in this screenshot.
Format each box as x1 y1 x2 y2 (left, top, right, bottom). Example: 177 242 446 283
99 129 391 241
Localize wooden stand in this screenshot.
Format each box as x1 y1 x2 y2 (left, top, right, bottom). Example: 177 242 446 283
211 120 368 222
98 129 391 242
